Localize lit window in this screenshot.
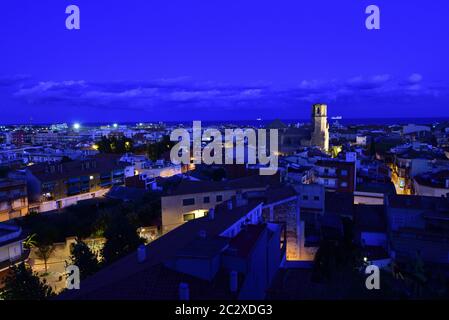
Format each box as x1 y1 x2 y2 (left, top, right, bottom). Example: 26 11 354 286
183 213 195 222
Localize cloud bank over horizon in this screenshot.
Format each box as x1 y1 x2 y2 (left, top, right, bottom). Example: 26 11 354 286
1 72 448 124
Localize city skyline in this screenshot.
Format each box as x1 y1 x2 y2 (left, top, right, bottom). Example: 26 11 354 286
1 0 449 123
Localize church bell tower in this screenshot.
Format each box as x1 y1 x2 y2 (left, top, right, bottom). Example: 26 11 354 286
311 103 329 152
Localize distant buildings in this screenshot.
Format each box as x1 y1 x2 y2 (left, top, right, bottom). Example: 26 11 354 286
390 142 449 194
269 103 330 155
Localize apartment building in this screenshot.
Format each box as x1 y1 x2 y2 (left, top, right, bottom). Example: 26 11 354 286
161 176 276 233
312 158 356 193
386 195 449 264
25 154 133 213
0 179 28 222
0 223 28 285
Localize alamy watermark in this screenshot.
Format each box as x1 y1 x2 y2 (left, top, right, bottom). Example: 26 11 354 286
365 5 381 30
365 264 380 290
65 4 381 31
66 265 80 290
170 121 279 175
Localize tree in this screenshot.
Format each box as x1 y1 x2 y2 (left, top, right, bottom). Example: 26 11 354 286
0 262 53 300
70 239 100 279
147 135 174 161
97 136 133 154
101 213 143 265
35 243 55 273
23 233 38 250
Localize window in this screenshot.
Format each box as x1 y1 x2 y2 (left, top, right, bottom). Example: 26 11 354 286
324 179 329 186
302 195 309 201
341 170 348 176
314 196 320 201
216 195 223 202
324 168 329 175
182 198 195 206
203 196 210 204
183 213 195 222
340 182 348 187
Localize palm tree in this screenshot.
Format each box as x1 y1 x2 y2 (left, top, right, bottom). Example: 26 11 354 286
35 244 56 273
23 233 38 249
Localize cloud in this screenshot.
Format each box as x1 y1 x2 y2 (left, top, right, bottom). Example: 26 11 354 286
346 74 391 90
7 73 448 118
407 73 423 84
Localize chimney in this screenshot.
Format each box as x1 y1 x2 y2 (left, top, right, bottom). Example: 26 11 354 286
179 282 189 300
137 244 146 263
208 208 215 220
227 200 233 210
230 270 238 293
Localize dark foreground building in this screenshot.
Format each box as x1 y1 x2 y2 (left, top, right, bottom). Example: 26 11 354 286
60 196 283 300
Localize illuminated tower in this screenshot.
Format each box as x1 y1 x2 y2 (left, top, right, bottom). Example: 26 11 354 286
310 103 329 152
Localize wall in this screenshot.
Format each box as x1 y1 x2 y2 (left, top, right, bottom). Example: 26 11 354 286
0 241 22 264
262 197 304 261
161 186 265 233
33 189 109 213
354 191 384 205
413 181 449 198
361 231 387 247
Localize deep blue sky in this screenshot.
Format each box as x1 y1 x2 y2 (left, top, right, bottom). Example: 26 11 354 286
1 0 449 124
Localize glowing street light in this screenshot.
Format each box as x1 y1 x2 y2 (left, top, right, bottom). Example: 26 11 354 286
113 123 118 128
73 123 81 130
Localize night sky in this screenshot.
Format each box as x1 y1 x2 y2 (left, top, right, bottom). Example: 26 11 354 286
1 0 449 124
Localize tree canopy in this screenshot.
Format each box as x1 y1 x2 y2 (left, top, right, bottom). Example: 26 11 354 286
0 262 54 300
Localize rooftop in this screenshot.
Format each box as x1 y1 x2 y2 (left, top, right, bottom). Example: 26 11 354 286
164 175 278 197
356 181 396 194
414 170 449 189
60 198 262 299
0 222 23 245
28 154 127 182
387 194 449 212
